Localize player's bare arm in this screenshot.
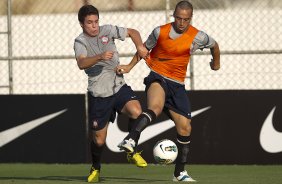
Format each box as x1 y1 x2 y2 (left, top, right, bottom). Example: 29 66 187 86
210 41 220 70
76 51 114 70
116 53 140 74
126 28 149 59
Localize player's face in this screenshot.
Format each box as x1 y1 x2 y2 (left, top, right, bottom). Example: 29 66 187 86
81 14 99 37
173 8 192 33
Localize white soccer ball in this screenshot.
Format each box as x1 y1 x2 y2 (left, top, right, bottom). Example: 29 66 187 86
153 139 178 164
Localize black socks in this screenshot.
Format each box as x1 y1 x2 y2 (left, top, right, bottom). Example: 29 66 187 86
174 134 190 177
90 140 104 170
125 109 156 142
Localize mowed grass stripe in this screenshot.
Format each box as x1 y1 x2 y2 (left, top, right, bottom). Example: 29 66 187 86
0 164 281 184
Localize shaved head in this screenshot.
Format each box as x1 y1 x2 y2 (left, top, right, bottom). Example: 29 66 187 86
174 1 193 12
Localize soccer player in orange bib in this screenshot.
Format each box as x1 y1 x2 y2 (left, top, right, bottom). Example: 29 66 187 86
117 1 220 182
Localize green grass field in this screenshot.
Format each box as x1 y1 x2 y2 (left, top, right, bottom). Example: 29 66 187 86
0 164 281 184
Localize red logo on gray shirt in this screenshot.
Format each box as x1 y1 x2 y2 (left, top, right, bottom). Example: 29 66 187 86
100 36 109 44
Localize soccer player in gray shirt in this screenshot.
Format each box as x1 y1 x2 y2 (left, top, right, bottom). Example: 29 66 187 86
74 5 149 183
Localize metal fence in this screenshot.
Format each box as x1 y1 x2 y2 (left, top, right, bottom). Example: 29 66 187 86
0 0 281 94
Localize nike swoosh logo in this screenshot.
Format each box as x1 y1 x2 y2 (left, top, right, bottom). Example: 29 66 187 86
0 109 67 148
259 107 282 153
106 106 211 152
160 144 164 153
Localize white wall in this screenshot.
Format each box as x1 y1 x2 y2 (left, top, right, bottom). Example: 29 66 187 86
0 8 281 94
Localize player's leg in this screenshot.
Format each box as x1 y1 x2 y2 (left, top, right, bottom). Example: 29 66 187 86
147 82 166 116
127 118 138 143
118 81 163 152
169 111 195 182
88 124 108 182
127 118 145 166
125 81 164 139
90 124 109 170
166 83 195 182
121 100 148 167
121 99 142 149
113 84 147 167
121 71 167 147
87 93 115 182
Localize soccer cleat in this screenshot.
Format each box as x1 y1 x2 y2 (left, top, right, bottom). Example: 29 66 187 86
127 152 148 168
173 170 196 182
87 167 100 183
118 138 136 153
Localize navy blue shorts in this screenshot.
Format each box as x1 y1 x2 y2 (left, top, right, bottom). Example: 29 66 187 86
144 71 191 119
88 84 139 130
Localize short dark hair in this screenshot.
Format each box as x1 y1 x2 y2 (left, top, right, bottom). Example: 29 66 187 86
78 5 99 24
175 1 193 12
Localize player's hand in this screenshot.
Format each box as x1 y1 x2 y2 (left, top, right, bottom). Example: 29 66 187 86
100 51 114 60
210 59 220 70
136 45 149 59
116 65 130 74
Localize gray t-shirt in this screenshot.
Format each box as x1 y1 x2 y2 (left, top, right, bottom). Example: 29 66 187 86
145 24 215 53
74 24 127 97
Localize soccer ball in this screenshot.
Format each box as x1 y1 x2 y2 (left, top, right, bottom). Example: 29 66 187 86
153 139 178 164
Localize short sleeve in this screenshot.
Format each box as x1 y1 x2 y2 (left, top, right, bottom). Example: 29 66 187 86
145 26 160 50
110 25 127 41
191 31 215 53
74 38 87 59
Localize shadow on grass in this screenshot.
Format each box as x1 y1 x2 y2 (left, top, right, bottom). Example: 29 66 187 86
0 176 166 183
100 176 166 183
0 176 85 182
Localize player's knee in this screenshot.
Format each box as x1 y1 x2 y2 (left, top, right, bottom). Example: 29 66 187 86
178 123 192 135
94 138 105 147
148 106 162 116
130 106 142 119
